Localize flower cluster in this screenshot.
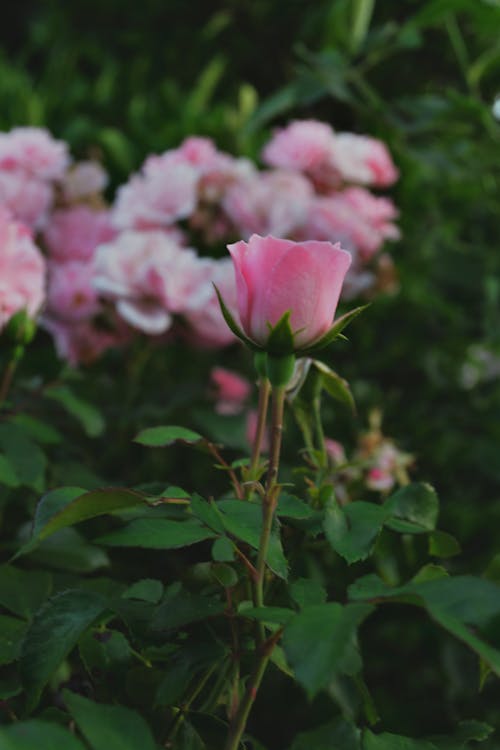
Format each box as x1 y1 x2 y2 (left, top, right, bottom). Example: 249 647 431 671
0 121 399 364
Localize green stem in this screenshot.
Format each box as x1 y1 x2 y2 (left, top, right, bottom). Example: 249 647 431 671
313 394 327 471
224 386 286 750
223 633 280 750
0 346 24 409
166 663 217 742
246 378 271 494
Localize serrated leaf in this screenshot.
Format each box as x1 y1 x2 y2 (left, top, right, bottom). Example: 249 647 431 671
324 500 389 564
384 483 439 533
44 385 104 437
282 602 373 698
98 518 217 549
20 589 107 710
152 588 226 631
277 494 315 519
191 494 225 533
0 720 87 750
64 690 157 750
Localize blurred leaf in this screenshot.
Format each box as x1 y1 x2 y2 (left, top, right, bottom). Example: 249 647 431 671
289 718 362 750
152 587 225 632
428 530 461 558
363 730 438 749
64 690 157 750
45 385 104 437
122 579 164 603
384 483 439 533
20 589 107 710
290 577 328 609
134 425 205 448
0 720 86 750
24 527 109 573
0 424 46 491
0 615 28 665
0 565 52 619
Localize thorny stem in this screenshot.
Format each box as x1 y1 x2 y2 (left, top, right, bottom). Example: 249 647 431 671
224 385 286 750
245 377 271 496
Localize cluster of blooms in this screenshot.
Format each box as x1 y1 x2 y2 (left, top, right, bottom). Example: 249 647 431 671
325 410 413 501
0 121 399 364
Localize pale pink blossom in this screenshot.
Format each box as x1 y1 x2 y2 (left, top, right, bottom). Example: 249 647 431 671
0 170 53 229
0 208 46 330
46 261 100 322
366 467 395 492
262 120 338 189
43 206 116 263
223 170 313 239
211 367 251 415
332 133 398 187
61 161 109 201
93 231 211 335
325 439 346 465
113 156 199 230
0 127 69 179
185 258 239 348
302 188 399 261
227 235 351 350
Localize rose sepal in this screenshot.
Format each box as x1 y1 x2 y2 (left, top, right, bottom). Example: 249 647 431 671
300 304 369 355
265 310 295 356
213 284 263 352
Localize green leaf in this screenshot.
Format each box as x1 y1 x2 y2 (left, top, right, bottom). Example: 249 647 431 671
134 424 204 448
0 615 28 665
428 530 461 558
211 537 235 562
211 563 238 588
24 527 109 573
277 494 315 519
324 499 389 564
312 360 355 411
9 415 62 445
429 720 494 749
349 574 500 676
152 588 226 631
0 424 46 491
0 453 20 488
217 499 288 578
289 718 362 750
64 690 157 750
79 629 131 675
384 483 439 533
44 385 104 437
266 310 295 355
363 730 438 749
191 494 225 533
282 602 373 698
290 577 327 609
15 487 146 558
20 589 107 710
301 306 368 355
0 565 52 619
0 720 86 750
122 579 164 603
98 518 217 549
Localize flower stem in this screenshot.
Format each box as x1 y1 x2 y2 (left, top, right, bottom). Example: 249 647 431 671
246 378 270 492
0 346 23 409
224 385 286 750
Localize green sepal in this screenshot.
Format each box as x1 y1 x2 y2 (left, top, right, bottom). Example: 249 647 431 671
213 284 261 351
266 310 295 355
4 309 37 348
301 305 369 355
266 353 296 387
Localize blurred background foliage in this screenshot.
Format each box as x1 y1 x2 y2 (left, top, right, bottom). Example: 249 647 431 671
2 0 500 743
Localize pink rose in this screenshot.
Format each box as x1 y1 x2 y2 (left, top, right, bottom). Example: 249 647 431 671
332 133 399 187
46 261 100 322
0 127 69 180
227 235 351 350
43 206 116 263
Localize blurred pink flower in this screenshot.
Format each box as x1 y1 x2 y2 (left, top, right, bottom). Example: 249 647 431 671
43 206 116 263
211 367 251 415
227 234 351 350
61 161 109 201
185 258 239 348
0 170 53 229
325 438 346 465
0 208 46 330
0 127 69 179
46 261 100 322
332 133 399 187
223 170 313 239
43 318 119 366
366 467 395 492
93 230 212 335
